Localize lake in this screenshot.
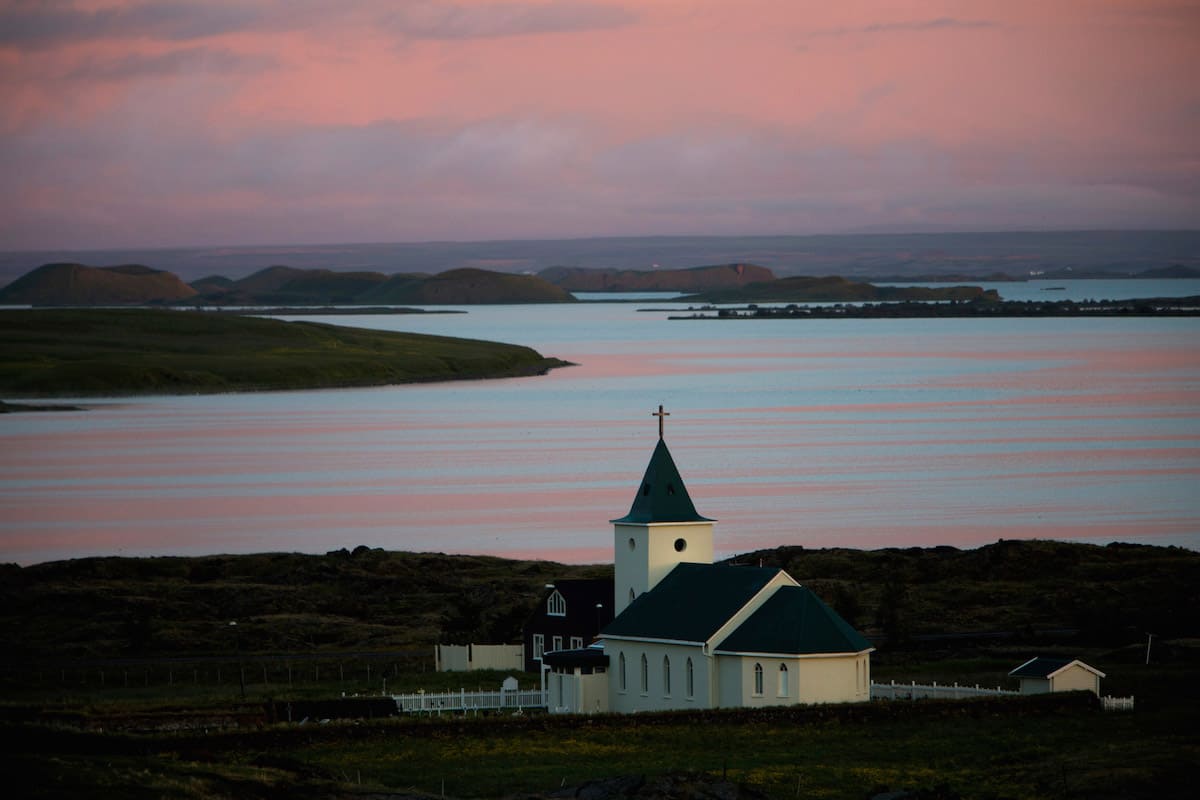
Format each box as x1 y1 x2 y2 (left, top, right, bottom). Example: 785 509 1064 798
2 280 1198 565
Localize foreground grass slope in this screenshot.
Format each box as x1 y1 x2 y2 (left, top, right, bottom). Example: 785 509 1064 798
0 309 569 396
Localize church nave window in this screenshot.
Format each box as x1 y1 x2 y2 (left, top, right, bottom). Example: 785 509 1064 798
662 655 671 697
618 652 627 692
778 663 789 697
753 662 764 696
640 654 648 695
686 657 694 699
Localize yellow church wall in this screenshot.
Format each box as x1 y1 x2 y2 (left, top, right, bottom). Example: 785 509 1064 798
716 652 869 707
796 653 869 704
608 640 710 713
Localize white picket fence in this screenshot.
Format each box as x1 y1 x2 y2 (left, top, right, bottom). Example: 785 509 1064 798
393 687 548 714
391 681 1127 714
871 680 1018 701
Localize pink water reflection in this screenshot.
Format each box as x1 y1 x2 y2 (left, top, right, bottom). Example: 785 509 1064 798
2 316 1197 564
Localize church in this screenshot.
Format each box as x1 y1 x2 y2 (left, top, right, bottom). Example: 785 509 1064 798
541 408 874 714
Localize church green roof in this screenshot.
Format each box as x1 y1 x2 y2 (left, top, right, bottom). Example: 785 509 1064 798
714 585 873 656
601 563 780 643
611 437 714 525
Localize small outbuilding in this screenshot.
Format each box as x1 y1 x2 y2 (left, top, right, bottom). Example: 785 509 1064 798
1009 656 1105 696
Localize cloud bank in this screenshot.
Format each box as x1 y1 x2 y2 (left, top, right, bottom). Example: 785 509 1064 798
0 0 1196 248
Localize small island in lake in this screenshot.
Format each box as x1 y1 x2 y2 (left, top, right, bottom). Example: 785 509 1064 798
668 295 1200 320
0 309 571 398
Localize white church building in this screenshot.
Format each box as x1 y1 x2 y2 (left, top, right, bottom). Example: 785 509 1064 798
542 409 873 714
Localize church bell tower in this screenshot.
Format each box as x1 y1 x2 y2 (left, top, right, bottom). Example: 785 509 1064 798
611 406 715 616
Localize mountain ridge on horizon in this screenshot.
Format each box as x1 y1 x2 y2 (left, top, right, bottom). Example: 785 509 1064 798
1 229 1197 288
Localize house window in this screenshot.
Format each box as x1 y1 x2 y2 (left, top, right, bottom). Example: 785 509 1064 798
552 635 563 653
533 634 544 661
686 658 694 699
618 652 626 692
570 636 583 650
778 663 789 697
640 654 648 695
662 655 671 697
547 591 566 616
753 663 764 696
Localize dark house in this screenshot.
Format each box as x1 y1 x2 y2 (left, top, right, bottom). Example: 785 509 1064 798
522 578 614 673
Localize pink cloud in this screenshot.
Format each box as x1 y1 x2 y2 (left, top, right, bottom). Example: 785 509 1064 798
0 1 1197 247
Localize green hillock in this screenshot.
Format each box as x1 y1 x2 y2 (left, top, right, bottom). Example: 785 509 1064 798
0 309 569 397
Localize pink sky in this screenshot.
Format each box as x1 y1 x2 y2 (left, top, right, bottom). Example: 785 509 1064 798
1 0 1197 249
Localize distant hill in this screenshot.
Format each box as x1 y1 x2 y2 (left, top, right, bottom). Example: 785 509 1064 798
1 263 576 306
199 266 394 304
0 263 197 305
682 275 999 303
360 268 575 304
6 231 1195 287
539 263 775 292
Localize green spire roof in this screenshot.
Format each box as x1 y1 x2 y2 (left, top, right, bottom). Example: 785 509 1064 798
611 437 714 525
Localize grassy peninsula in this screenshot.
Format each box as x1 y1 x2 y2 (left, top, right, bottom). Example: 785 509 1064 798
0 309 570 397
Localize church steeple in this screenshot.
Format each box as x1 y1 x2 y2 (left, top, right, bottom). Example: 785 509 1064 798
611 407 715 616
611 436 714 525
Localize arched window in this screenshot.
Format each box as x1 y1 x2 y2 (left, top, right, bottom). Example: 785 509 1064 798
778 663 789 697
546 591 565 616
618 652 626 692
753 662 764 696
629 587 636 604
662 655 671 696
640 654 649 694
686 657 694 699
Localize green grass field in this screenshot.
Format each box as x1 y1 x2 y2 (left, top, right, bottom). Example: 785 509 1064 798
0 308 569 396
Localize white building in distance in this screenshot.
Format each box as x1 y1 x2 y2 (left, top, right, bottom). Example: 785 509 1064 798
543 408 874 714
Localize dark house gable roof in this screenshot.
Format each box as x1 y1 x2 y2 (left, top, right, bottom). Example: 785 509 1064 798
601 563 781 643
611 438 714 525
714 585 872 656
524 578 615 629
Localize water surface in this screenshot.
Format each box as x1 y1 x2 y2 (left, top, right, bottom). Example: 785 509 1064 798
2 283 1197 565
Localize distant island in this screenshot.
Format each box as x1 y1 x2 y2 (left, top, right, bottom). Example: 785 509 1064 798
0 309 570 398
673 274 1001 304
0 261 996 306
669 295 1200 320
537 263 776 291
0 263 576 307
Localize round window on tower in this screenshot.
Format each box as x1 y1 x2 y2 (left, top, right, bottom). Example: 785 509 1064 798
628 537 636 551
674 538 687 553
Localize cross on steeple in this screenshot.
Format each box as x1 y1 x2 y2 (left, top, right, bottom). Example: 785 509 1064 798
651 404 670 439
